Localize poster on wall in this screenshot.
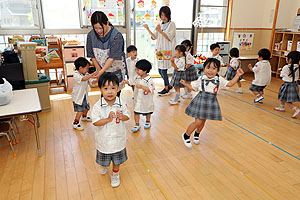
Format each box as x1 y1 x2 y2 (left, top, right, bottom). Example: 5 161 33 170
232 32 254 50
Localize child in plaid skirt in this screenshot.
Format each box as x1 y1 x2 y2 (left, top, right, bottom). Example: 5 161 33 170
274 51 300 118
169 45 187 105
180 58 244 148
225 47 243 93
92 73 130 187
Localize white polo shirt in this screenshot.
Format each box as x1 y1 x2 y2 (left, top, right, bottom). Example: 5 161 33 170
192 75 229 94
211 54 224 66
126 57 139 85
72 71 89 105
91 97 130 154
280 64 299 82
252 60 271 86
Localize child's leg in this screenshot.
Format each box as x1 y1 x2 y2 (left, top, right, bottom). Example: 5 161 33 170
144 114 151 129
112 163 120 173
286 102 300 118
185 118 206 136
111 163 120 187
194 119 206 144
134 113 140 126
195 119 207 134
74 112 83 122
173 87 180 101
237 81 242 88
82 109 89 117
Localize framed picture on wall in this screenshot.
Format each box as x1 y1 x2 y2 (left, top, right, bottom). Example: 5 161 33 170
232 32 254 50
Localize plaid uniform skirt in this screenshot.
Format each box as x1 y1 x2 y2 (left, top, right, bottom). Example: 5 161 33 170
184 66 198 82
73 96 90 112
225 67 242 81
278 82 300 103
170 70 185 88
249 84 266 92
96 148 128 167
185 91 222 121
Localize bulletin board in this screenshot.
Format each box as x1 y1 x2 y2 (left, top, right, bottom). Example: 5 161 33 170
232 32 254 50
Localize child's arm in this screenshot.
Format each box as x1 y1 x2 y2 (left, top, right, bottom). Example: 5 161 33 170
171 57 179 70
135 84 151 92
81 72 97 81
180 80 195 91
248 64 254 72
226 69 244 87
93 111 115 126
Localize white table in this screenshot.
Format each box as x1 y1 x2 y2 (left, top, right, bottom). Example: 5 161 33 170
0 88 42 156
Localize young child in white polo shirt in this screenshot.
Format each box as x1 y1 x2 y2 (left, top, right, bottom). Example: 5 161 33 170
72 57 96 131
92 72 130 188
248 48 271 103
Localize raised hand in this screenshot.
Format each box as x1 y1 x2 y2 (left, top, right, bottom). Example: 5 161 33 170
237 68 244 76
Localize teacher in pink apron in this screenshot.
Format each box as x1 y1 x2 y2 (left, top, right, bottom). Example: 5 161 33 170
144 6 176 96
86 11 127 86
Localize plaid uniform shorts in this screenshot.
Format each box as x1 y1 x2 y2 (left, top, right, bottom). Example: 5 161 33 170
96 148 128 167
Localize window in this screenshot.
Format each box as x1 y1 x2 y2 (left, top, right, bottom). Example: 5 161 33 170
199 0 228 28
0 0 39 28
41 0 80 29
197 32 225 57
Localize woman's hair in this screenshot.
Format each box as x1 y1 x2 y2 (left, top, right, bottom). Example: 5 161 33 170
181 40 192 51
91 11 113 30
287 51 300 81
229 47 239 57
98 72 119 88
258 48 271 60
74 57 89 70
203 58 221 71
136 59 152 73
159 6 171 22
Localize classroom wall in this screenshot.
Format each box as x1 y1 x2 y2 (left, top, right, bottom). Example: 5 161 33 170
276 0 300 29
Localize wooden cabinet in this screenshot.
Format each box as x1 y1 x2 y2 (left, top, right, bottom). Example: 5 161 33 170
271 31 300 79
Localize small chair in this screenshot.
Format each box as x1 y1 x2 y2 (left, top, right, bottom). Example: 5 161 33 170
0 122 17 157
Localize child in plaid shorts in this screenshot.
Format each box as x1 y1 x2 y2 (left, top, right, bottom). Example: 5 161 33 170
180 58 244 148
92 73 130 188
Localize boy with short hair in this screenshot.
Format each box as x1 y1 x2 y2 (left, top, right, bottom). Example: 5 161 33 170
126 45 138 92
72 57 96 130
210 43 224 67
248 48 272 103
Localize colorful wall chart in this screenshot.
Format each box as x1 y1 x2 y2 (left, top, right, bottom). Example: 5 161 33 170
233 32 254 50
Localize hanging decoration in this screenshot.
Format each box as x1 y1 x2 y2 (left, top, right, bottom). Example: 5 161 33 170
118 13 125 22
136 13 143 23
144 13 151 21
162 0 169 6
98 0 106 7
154 14 160 26
151 0 157 8
87 9 92 23
85 0 91 7
116 0 124 7
108 13 115 21
137 0 144 8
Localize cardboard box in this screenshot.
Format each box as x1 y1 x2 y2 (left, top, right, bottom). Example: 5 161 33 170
287 40 292 51
18 42 38 82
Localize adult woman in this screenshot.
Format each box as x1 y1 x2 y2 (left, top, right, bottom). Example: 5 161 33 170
143 6 176 96
86 11 126 84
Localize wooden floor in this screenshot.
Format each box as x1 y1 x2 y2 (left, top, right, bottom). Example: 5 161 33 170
1 74 300 200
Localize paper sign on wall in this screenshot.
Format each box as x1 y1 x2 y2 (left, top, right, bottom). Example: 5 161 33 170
232 32 254 50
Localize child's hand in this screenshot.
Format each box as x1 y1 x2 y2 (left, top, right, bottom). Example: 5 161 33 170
225 62 229 66
248 64 252 69
116 110 123 120
237 68 244 76
108 111 115 122
180 79 186 85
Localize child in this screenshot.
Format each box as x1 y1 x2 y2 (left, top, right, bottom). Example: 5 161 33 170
169 45 187 105
225 47 243 93
248 48 271 103
180 58 244 148
181 40 198 99
126 45 139 92
72 57 96 131
210 43 224 67
274 51 300 118
91 72 130 188
130 59 155 132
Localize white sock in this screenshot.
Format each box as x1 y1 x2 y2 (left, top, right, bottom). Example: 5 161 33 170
174 92 180 101
184 87 188 95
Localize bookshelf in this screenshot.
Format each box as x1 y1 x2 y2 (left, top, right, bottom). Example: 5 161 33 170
271 31 300 80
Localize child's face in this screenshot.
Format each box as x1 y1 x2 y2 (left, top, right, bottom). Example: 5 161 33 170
135 68 147 77
78 64 89 74
211 47 220 56
204 62 219 79
175 50 184 57
100 81 119 102
128 50 137 60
